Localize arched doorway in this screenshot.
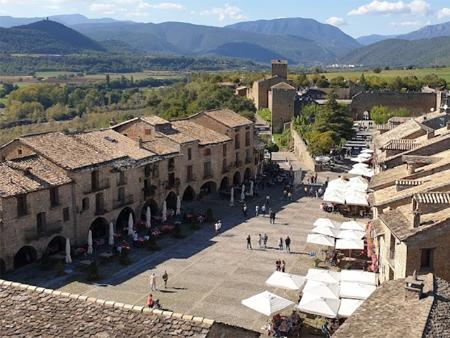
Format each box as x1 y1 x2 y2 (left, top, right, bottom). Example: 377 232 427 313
219 177 229 192
90 217 109 240
0 259 6 276
244 167 253 181
46 236 66 255
200 181 217 195
166 191 178 210
116 207 135 234
14 246 37 269
182 186 195 202
233 171 241 186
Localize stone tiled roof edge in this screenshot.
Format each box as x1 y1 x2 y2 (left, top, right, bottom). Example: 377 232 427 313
0 279 215 328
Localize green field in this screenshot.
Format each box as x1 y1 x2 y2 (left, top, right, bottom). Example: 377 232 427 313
310 67 450 82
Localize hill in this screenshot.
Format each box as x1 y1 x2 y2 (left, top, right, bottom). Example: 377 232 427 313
356 34 397 45
0 14 118 28
73 21 337 65
0 20 104 54
226 18 361 56
399 21 450 40
341 36 450 67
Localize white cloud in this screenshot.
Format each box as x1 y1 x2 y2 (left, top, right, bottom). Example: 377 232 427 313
89 3 119 15
151 2 183 10
348 0 430 16
325 16 347 27
89 0 183 16
200 4 247 22
437 8 450 19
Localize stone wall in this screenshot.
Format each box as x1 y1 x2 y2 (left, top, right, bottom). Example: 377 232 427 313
291 127 316 172
350 92 437 120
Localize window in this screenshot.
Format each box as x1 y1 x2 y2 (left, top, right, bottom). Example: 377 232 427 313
36 212 46 235
235 152 240 165
118 187 125 202
82 197 90 211
187 148 192 161
222 159 227 173
17 195 27 217
145 128 151 135
18 149 22 155
187 165 194 181
91 171 99 191
420 248 434 269
389 234 396 260
49 187 59 207
203 148 211 156
223 144 227 157
95 193 104 214
118 171 126 185
152 164 159 178
234 134 240 149
144 164 151 177
168 159 175 171
63 207 70 222
168 172 175 187
245 131 250 146
245 149 251 163
204 162 212 178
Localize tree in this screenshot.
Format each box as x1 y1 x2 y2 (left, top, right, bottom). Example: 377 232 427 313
371 105 411 125
308 130 335 156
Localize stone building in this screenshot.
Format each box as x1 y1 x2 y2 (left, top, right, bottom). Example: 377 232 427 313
269 82 296 133
0 109 259 274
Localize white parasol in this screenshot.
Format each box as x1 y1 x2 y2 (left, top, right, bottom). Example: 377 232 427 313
337 229 366 240
340 270 377 286
312 226 338 238
87 230 93 255
302 280 340 299
306 234 335 247
338 298 364 318
335 239 364 250
146 206 151 228
313 218 340 229
176 195 181 215
297 293 340 318
340 220 365 231
128 213 134 236
108 222 114 246
306 268 340 285
65 237 72 264
241 291 295 316
340 282 376 300
230 187 234 206
162 201 167 222
265 271 306 291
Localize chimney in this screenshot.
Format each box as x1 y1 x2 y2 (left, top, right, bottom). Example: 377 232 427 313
137 136 143 149
427 130 435 139
447 122 450 130
407 163 415 174
404 274 425 300
413 210 421 228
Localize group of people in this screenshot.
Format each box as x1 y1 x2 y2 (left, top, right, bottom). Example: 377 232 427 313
275 259 286 272
148 270 169 291
246 234 291 253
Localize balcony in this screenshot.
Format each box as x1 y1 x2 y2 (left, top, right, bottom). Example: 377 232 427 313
84 178 110 194
113 195 134 209
24 221 63 242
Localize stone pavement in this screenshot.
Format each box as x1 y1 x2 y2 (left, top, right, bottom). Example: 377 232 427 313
59 160 354 332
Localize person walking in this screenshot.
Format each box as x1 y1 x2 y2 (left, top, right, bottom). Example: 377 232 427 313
275 259 281 271
255 205 259 217
266 195 270 206
242 203 248 217
258 234 263 249
162 270 168 289
271 211 276 224
285 236 291 253
261 204 266 217
149 272 157 291
281 260 286 273
288 191 292 201
246 235 252 250
283 189 288 201
214 220 222 234
263 233 268 249
278 238 283 251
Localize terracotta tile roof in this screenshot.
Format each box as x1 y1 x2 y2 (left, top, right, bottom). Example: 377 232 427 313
423 277 450 337
172 121 231 145
0 280 212 337
270 82 296 90
142 136 180 156
374 119 424 148
141 115 169 125
202 109 253 128
334 278 434 338
369 164 408 190
0 155 72 197
382 139 421 151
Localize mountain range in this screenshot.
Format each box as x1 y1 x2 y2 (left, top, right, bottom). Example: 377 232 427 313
2 14 450 67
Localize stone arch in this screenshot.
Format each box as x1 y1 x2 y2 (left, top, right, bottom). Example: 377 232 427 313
14 246 38 269
165 191 178 210
0 258 5 276
116 207 135 234
244 167 253 181
219 176 229 192
200 181 217 195
141 199 159 221
182 185 196 202
90 217 109 240
46 235 66 255
233 171 241 186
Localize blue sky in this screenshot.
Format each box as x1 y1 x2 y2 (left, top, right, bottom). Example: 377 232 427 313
2 0 450 37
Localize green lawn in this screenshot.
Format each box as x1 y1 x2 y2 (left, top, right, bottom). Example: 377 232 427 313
308 67 450 82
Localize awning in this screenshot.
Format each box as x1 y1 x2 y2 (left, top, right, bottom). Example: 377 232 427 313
340 220 365 231
337 229 366 240
306 268 340 285
335 239 364 250
307 234 335 247
265 271 306 291
241 291 295 316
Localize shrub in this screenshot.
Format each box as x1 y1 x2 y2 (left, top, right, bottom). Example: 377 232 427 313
86 262 100 281
257 108 272 125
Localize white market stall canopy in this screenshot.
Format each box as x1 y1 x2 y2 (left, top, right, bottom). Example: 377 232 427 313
361 149 373 154
338 298 364 318
265 271 306 291
298 293 340 319
241 291 294 316
306 268 340 285
313 218 340 229
312 225 339 238
348 166 375 178
340 282 376 300
340 220 366 231
337 229 366 240
335 239 364 250
323 177 369 206
307 234 335 247
340 270 377 286
303 280 340 300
